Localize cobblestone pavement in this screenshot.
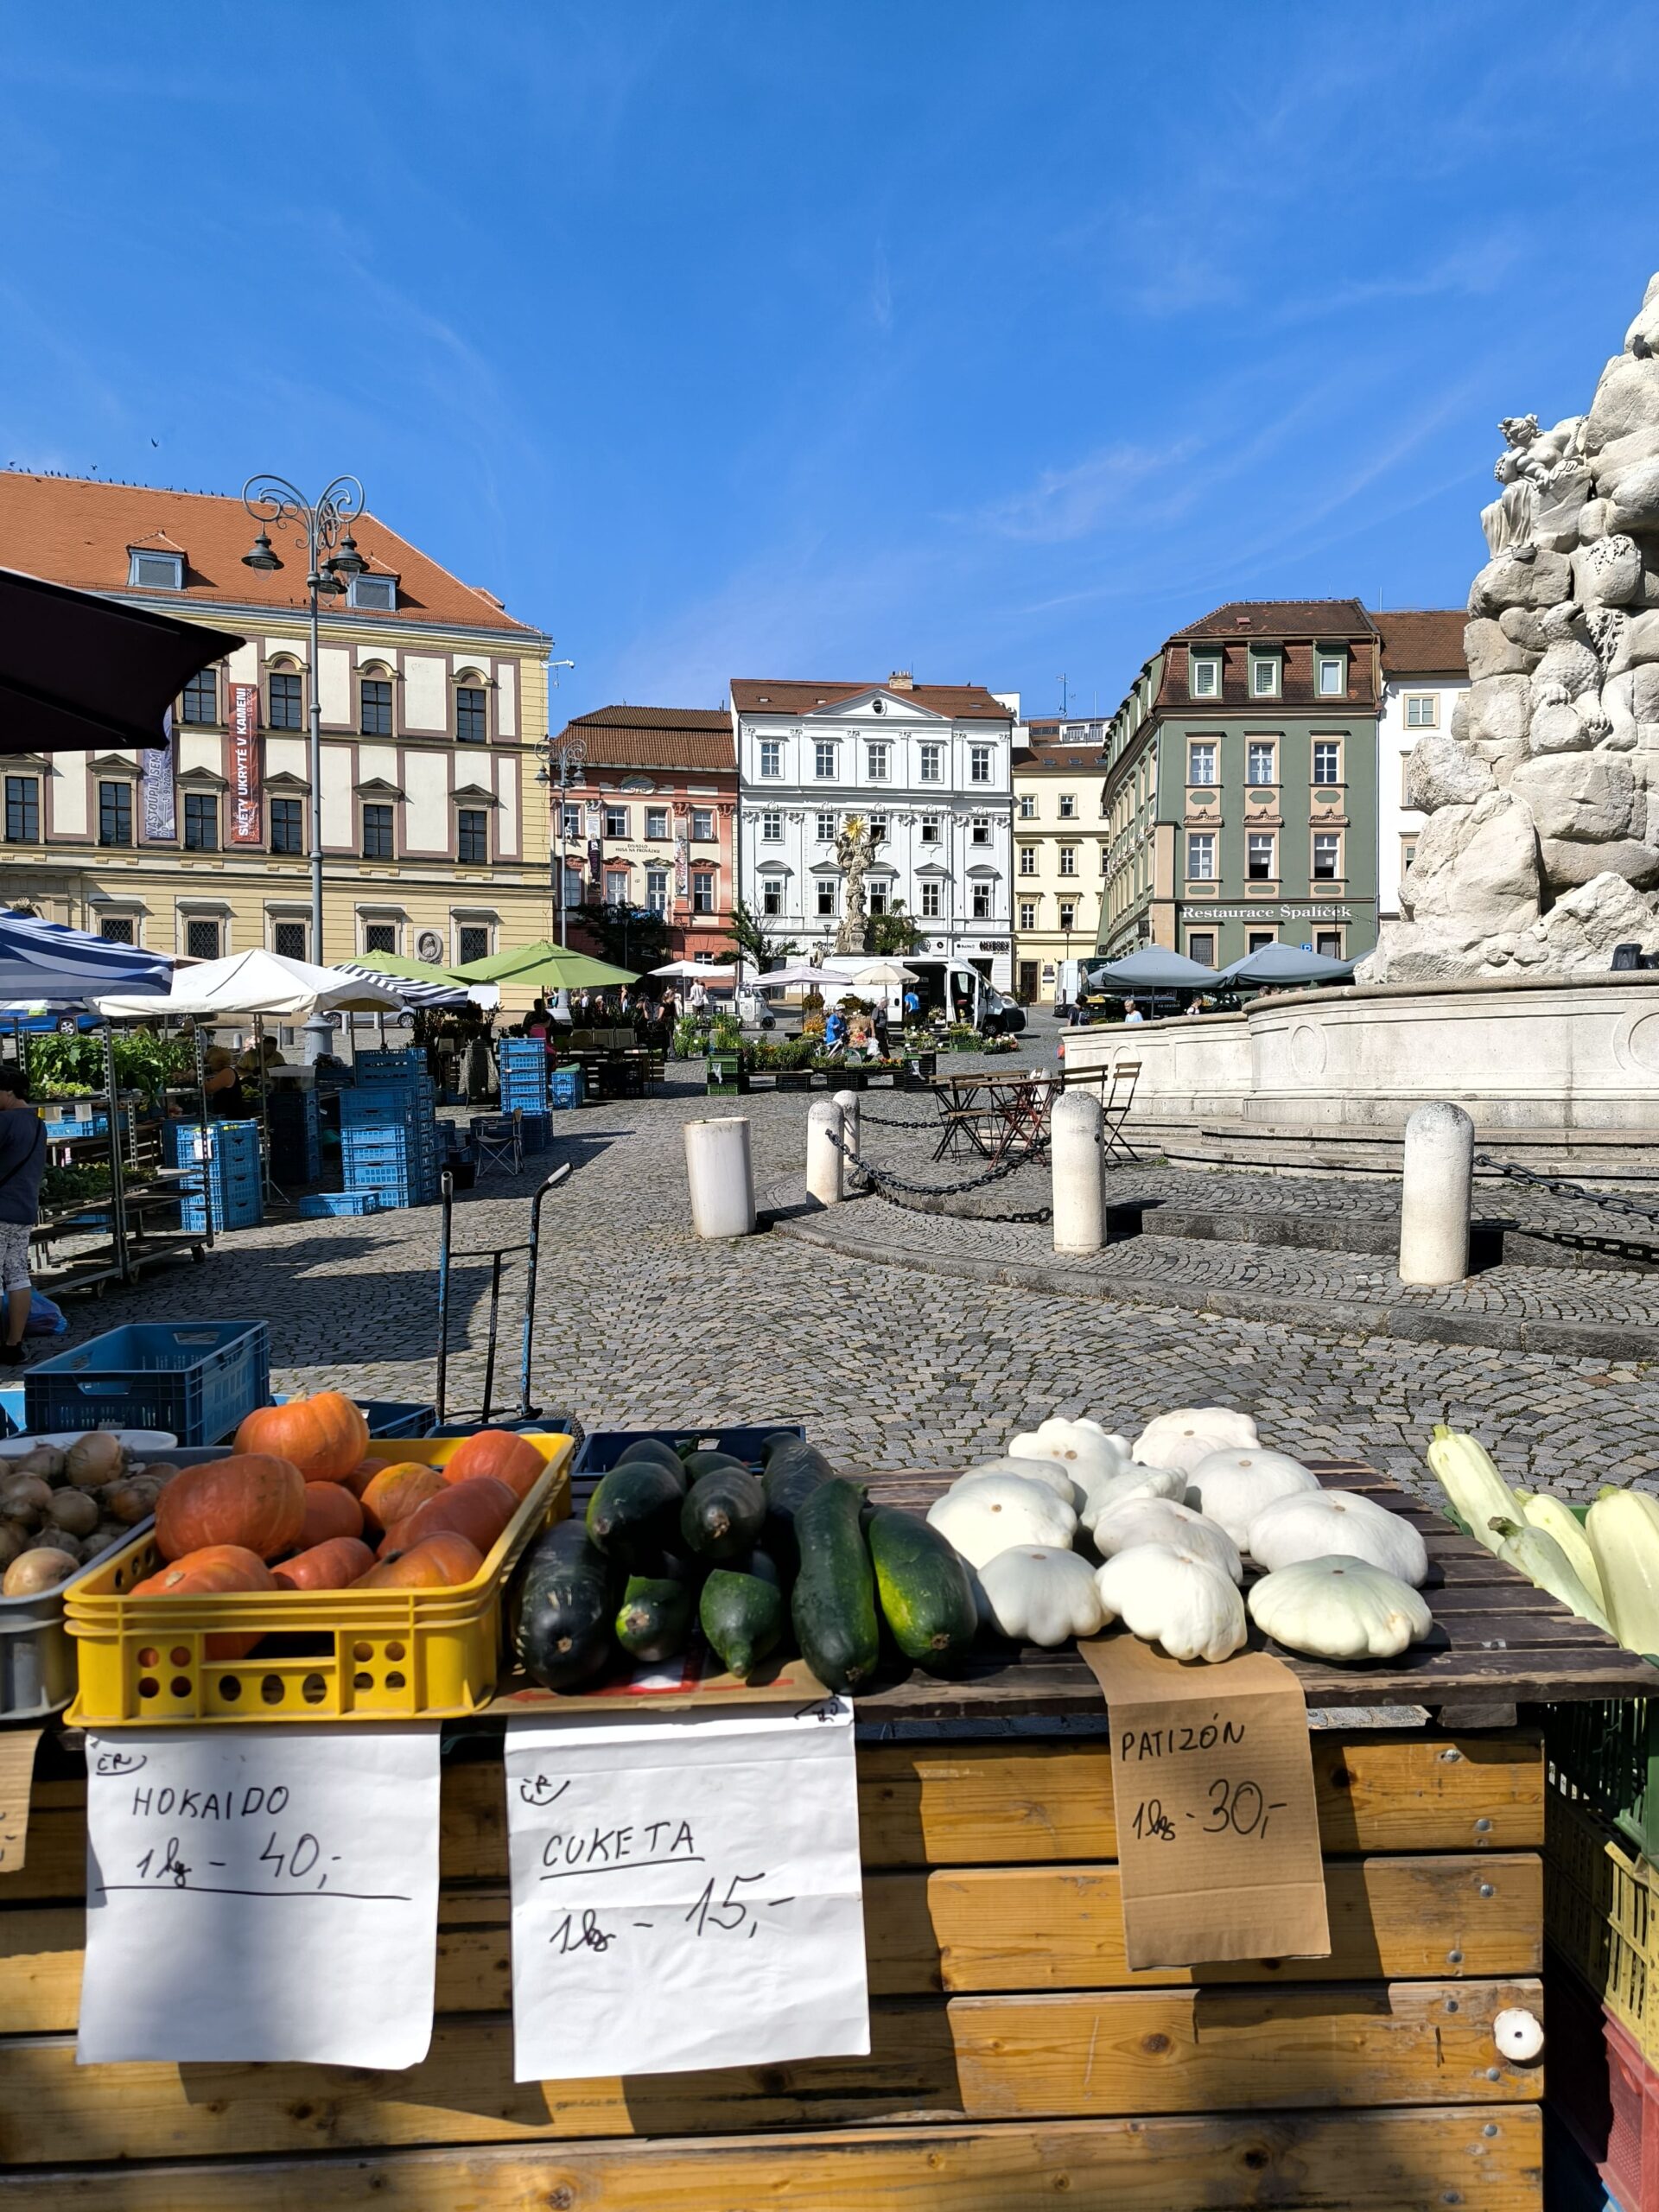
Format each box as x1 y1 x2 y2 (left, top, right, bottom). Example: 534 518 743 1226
33 1039 1659 1504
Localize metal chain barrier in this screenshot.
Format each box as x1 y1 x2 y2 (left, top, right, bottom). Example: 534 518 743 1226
1474 1154 1659 1230
832 1126 1052 1224
855 1108 941 1129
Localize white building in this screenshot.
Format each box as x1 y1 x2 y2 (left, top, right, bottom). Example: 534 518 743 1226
1373 611 1468 925
731 673 1014 988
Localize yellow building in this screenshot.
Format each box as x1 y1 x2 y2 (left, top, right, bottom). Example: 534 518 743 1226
0 474 554 973
1011 724 1109 1005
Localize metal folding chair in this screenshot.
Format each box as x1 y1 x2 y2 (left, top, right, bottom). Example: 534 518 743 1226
1101 1058 1141 1166
473 1109 524 1179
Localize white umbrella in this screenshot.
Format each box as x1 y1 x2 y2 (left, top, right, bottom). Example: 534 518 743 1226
848 960 916 987
651 960 738 982
95 948 404 1021
753 963 839 990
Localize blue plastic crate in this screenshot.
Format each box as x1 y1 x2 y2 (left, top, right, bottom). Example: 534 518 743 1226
25 1321 270 1446
550 1067 587 1108
296 1191 382 1217
358 1398 438 1440
341 1128 437 1157
572 1425 804 1479
355 1051 429 1081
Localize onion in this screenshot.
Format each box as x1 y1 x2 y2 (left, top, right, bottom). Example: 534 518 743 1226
3 1548 79 1596
0 1527 22 1571
47 1490 99 1538
66 1433 126 1486
87 1522 130 1559
102 1481 157 1527
10 1446 66 1484
0 1477 52 1527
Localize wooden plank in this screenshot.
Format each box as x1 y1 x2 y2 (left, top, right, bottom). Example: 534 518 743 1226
0 1982 1541 2160
0 2107 1545 2210
0 1854 1543 2027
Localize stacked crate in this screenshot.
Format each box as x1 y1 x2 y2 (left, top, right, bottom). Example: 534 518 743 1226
165 1119 264 1233
340 1065 441 1209
550 1064 586 1110
266 1084 321 1185
499 1039 549 1115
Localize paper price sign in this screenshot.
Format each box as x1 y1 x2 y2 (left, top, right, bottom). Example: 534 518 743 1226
505 1699 869 2082
78 1725 442 2067
1083 1637 1331 1970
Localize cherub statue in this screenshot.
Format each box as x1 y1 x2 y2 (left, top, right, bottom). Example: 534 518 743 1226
1480 414 1585 558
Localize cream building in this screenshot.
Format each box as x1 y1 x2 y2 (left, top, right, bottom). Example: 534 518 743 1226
1371 610 1468 926
1011 726 1109 1004
0 474 554 972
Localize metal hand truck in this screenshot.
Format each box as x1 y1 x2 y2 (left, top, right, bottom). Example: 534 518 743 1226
435 1164 580 1437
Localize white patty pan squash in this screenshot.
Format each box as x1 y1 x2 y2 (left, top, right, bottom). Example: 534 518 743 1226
947 1455 1080 1505
1085 1464 1187 1526
1248 1556 1433 1661
1185 1447 1321 1549
1092 1496 1243 1585
1095 1542 1248 1663
1247 1489 1430 1587
926 1478 1077 1570
1133 1407 1260 1475
1006 1418 1135 1520
976 1546 1106 1646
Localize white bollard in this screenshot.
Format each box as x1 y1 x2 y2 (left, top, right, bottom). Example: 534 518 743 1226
1398 1101 1474 1286
832 1088 861 1179
684 1116 756 1239
806 1097 845 1206
1051 1089 1104 1253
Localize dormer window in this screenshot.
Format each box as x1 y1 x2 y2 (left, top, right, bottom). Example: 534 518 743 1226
348 573 397 612
1316 649 1347 697
1190 654 1220 698
1249 652 1281 699
128 548 183 590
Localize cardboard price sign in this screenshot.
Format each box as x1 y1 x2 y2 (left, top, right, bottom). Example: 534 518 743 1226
0 1727 42 1876
1082 1637 1331 1970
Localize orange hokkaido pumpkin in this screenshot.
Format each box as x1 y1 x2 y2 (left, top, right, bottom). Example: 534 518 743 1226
155 1456 307 1563
359 1463 448 1532
134 1543 275 1595
354 1533 482 1589
440 1429 547 1500
376 1475 517 1560
272 1536 376 1591
234 1393 371 1483
296 1482 365 1549
339 1459 388 1500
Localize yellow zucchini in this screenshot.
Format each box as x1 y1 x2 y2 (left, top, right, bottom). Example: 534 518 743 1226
1519 1493 1606 1611
1586 1488 1659 1657
1491 1517 1612 1634
1426 1423 1518 1554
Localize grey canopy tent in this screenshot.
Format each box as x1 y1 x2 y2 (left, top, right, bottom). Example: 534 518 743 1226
1217 943 1357 988
1086 948 1221 990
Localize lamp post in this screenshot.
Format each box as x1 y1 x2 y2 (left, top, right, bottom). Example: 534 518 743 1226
535 730 586 947
240 473 366 1058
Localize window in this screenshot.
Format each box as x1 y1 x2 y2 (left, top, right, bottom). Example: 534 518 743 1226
347 575 397 612
1187 741 1217 785
604 805 628 838
270 797 303 854
455 684 487 742
1313 741 1341 785
1058 792 1077 819
606 868 630 903
691 807 715 841
760 810 782 842
181 668 218 725
363 921 397 956
1187 931 1216 966
760 740 782 777
129 549 183 589
1018 900 1037 931
867 741 890 780
920 880 941 918
1248 930 1275 954
3 776 39 842
1186 832 1215 880
813 741 837 779
268 670 302 730
99 781 132 848
1317 653 1345 697
1190 654 1219 698
272 920 306 961
815 810 836 842
185 918 220 960
645 806 669 840
458 809 489 864
970 815 990 845
645 869 669 914
1058 847 1077 878
562 866 583 909
1402 838 1418 874
1058 900 1077 931
867 813 887 842
556 804 578 838
1018 792 1036 819
1250 655 1280 698
1018 847 1037 877
970 745 993 784
1246 741 1276 785
816 880 836 917
920 814 941 844
1248 830 1276 880
99 914 136 945
971 882 992 919
182 791 218 851
1316 931 1344 958
458 925 489 966
361 804 394 859
918 742 943 782
1405 694 1437 728
1313 832 1340 880
868 880 888 917
359 676 393 736
762 880 783 917
692 869 715 914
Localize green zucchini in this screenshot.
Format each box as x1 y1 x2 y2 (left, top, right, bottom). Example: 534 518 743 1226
587 1459 687 1566
761 1439 837 1575
791 1477 880 1694
512 1521 619 1691
700 1567 785 1680
614 1437 690 1480
681 1466 767 1561
760 1429 805 1464
616 1573 696 1664
867 1507 977 1671
681 1448 750 1479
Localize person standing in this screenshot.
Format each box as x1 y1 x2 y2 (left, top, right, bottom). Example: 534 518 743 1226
0 1071 47 1368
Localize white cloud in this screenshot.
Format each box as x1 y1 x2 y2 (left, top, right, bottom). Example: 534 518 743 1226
970 441 1198 544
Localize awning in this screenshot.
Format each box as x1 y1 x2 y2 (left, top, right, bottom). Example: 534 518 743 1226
96 949 405 1021
1088 948 1221 989
1217 943 1358 988
0 909 172 1004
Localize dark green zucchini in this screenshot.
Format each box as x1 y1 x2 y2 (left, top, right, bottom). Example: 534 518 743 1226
760 1439 838 1575
700 1567 785 1680
681 1466 766 1561
867 1507 977 1671
512 1521 618 1691
760 1429 804 1464
587 1459 687 1565
791 1477 880 1694
616 1573 696 1664
681 1448 750 1479
614 1437 690 1479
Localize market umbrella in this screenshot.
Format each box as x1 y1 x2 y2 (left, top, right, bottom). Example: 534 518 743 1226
0 566 244 757
848 960 916 987
335 948 472 987
0 909 172 1001
340 960 498 1011
94 949 405 1020
753 963 840 990
1090 948 1221 989
1217 943 1357 988
452 940 638 990
651 961 738 982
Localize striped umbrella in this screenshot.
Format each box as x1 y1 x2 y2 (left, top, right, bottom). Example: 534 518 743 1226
338 961 473 1008
0 908 171 1004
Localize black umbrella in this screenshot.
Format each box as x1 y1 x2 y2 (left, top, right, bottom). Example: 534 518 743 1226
0 565 244 755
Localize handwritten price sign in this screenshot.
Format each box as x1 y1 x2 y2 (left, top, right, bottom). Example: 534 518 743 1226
78 1726 442 2066
505 1700 869 2082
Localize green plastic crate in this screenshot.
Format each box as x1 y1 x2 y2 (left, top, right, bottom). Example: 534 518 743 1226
1549 1700 1659 1866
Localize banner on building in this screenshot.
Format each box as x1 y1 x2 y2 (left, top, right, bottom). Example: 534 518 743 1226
228 683 264 846
140 708 176 842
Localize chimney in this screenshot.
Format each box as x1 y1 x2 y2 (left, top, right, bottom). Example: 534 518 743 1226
887 669 914 690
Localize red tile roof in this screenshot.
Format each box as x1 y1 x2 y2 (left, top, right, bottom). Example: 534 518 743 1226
729 677 1009 721
1375 608 1467 675
1171 598 1375 641
0 471 538 634
558 705 736 774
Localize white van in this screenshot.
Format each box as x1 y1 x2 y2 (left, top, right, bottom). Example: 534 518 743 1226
821 955 1027 1035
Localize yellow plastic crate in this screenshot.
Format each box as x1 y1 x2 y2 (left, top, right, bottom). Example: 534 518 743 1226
66 1433 573 1726
1547 1781 1659 2066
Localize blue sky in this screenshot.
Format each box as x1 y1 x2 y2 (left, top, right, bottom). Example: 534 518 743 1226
2 1 1656 725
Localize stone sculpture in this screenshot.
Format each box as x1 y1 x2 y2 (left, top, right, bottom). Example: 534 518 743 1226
1366 272 1659 981
832 814 874 955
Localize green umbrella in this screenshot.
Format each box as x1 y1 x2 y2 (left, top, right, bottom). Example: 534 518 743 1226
452 939 639 989
344 949 474 986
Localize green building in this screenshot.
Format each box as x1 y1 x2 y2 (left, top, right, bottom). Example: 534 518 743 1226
1097 599 1381 969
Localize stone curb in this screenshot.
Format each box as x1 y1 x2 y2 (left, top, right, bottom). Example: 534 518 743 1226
760 1189 1659 1364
